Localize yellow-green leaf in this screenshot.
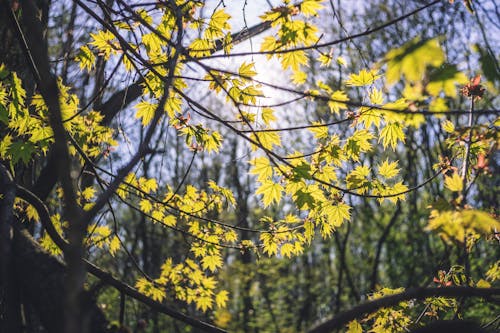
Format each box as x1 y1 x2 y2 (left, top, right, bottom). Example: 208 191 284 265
378 159 400 179
300 0 324 16
135 100 156 126
261 108 277 125
280 243 295 258
369 88 384 105
347 320 362 333
75 45 95 72
139 199 153 214
444 172 463 192
81 187 96 201
215 290 229 308
202 254 223 272
239 61 257 79
442 120 455 133
249 157 273 182
328 90 349 114
109 235 120 256
309 122 329 139
345 69 381 86
318 52 332 67
89 30 117 59
321 202 351 228
250 131 281 151
281 50 308 71
379 122 405 150
256 181 283 207
384 37 444 85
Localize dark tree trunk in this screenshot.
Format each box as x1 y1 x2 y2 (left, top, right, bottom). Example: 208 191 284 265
12 228 109 333
0 165 22 333
0 2 110 332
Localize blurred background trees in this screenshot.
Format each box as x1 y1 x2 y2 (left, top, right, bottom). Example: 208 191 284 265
0 0 498 332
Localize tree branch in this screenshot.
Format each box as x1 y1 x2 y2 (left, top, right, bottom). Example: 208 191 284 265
85 261 227 333
307 287 500 333
13 1 85 331
15 184 227 333
30 0 276 203
0 163 22 332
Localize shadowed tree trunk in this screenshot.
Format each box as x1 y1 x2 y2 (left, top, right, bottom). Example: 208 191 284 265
0 2 109 332
0 165 22 332
13 229 109 333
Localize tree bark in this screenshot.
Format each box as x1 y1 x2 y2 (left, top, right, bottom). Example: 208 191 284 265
0 164 22 333
12 228 109 333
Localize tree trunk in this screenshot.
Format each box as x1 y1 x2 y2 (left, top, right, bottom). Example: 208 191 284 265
0 165 22 332
12 228 109 333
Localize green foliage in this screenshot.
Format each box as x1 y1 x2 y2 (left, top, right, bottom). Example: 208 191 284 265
1 1 499 331
383 37 445 85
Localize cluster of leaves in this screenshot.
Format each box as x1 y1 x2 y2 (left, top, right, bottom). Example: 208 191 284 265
81 1 223 152
2 1 498 329
249 68 416 255
113 172 238 306
348 288 412 333
0 59 232 312
136 258 229 311
70 0 500 314
260 0 323 81
0 65 115 167
0 64 121 258
346 261 499 333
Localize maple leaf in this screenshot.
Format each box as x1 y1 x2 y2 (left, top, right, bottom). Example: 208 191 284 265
345 69 381 86
378 159 400 179
249 157 273 182
256 181 283 207
380 122 405 150
215 290 229 308
135 100 156 126
202 255 223 272
444 172 463 192
328 90 349 114
281 50 308 71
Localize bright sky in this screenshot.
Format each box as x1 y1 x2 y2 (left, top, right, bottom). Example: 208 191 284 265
201 1 289 106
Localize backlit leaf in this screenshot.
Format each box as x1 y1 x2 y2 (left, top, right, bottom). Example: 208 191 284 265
346 69 381 86
300 0 324 16
328 90 349 114
250 131 281 151
75 45 95 72
378 159 400 179
256 181 283 207
281 50 308 71
384 37 444 85
444 172 463 192
135 100 156 126
249 157 273 182
215 290 229 308
379 122 405 150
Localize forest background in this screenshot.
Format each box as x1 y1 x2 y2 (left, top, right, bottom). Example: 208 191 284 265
0 0 499 332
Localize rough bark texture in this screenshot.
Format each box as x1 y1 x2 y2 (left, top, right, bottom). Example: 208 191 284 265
0 165 22 332
12 228 109 333
0 2 108 331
